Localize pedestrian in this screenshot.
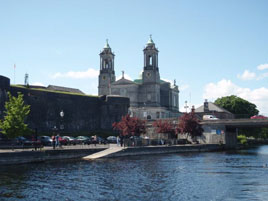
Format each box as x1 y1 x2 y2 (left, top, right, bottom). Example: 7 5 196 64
120 136 124 147
116 136 120 146
56 134 60 147
52 135 56 149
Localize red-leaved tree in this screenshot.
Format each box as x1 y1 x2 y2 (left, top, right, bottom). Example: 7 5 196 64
153 119 177 138
178 112 203 140
112 114 146 137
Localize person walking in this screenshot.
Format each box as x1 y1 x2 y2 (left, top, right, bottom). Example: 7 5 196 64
56 134 60 147
120 135 124 147
52 135 56 150
116 136 120 146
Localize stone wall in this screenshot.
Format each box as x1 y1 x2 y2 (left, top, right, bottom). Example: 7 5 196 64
0 75 129 135
0 148 106 165
0 76 10 119
108 144 224 158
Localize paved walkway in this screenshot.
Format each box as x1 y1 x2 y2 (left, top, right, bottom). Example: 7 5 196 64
83 144 124 160
0 144 109 153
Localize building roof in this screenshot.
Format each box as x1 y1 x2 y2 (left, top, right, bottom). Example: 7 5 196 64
133 79 168 84
112 78 136 85
195 102 233 114
47 85 84 94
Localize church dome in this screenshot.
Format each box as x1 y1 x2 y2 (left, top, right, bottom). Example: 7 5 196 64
104 39 110 49
147 35 154 45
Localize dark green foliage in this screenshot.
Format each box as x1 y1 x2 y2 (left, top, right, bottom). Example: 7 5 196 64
237 135 247 145
259 128 268 139
0 92 31 139
214 95 259 118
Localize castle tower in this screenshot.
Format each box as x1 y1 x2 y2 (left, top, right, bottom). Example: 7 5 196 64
142 35 160 84
98 39 116 96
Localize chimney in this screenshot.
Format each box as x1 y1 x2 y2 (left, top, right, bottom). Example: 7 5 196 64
204 99 209 112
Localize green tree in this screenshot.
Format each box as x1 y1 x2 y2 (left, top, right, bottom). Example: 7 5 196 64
214 95 258 118
0 92 31 139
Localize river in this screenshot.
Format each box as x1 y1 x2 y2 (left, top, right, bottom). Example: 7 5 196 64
0 145 268 201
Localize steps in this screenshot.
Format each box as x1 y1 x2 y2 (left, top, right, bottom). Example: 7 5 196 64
83 144 124 160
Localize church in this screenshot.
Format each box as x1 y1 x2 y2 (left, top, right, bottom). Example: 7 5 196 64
98 36 180 120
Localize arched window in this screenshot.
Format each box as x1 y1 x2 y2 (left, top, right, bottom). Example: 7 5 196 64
149 56 152 65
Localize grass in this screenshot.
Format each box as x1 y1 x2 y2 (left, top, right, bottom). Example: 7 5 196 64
11 85 97 97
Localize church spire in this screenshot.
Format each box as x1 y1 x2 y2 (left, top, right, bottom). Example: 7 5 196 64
147 34 154 45
98 39 115 96
143 35 159 70
104 39 110 49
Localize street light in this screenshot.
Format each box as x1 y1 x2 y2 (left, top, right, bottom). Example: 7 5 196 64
60 110 64 131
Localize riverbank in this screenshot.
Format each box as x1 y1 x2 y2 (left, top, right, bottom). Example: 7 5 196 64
103 144 223 158
0 147 106 165
0 144 224 165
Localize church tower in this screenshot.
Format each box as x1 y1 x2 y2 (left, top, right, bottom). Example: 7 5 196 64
141 35 161 107
98 39 116 96
142 35 160 84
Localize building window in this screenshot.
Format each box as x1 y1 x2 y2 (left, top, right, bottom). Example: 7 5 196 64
147 94 151 101
156 112 160 119
120 88 127 96
149 56 152 65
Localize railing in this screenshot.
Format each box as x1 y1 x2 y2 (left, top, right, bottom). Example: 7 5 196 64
0 140 43 150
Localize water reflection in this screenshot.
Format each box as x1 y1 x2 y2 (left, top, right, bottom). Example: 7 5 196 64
0 145 267 201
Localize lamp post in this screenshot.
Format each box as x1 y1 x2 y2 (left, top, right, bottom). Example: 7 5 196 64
60 110 64 133
184 101 189 113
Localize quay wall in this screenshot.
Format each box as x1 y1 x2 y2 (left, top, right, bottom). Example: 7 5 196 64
107 144 224 158
0 148 105 165
0 144 224 165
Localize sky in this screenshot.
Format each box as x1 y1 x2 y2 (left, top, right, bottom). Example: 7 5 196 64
0 0 268 115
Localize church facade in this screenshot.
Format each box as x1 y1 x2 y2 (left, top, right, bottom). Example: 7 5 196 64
98 36 180 119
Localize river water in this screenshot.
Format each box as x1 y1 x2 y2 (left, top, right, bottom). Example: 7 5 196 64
0 146 268 201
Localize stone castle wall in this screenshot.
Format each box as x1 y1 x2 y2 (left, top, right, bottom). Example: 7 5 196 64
0 76 10 119
0 75 129 134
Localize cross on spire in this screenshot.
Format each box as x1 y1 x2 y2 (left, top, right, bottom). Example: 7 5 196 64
147 34 154 44
104 39 110 48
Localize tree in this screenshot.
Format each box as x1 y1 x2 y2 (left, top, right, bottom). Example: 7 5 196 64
214 95 258 118
178 112 203 140
112 114 146 137
153 119 176 138
0 92 31 139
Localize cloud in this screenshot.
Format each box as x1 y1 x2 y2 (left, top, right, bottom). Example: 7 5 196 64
161 78 173 84
257 64 268 71
237 70 256 80
257 72 268 80
51 68 99 79
180 84 189 91
31 82 45 86
203 79 268 115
